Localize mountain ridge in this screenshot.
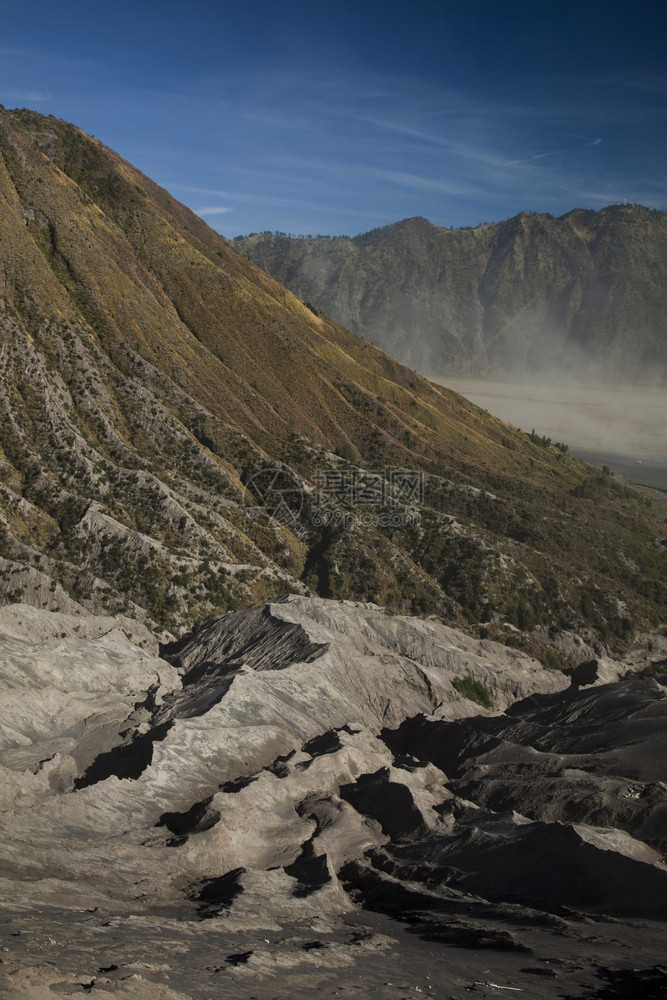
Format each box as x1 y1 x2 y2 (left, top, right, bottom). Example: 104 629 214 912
235 206 667 379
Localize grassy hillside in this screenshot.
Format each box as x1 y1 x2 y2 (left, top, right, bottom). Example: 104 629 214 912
0 107 665 647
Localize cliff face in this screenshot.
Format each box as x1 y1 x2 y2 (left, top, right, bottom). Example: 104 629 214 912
0 108 665 641
236 208 667 379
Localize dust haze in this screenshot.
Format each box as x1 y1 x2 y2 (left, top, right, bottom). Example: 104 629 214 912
428 373 667 491
389 298 667 487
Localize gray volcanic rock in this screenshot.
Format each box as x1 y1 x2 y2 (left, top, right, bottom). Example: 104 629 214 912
1 596 666 999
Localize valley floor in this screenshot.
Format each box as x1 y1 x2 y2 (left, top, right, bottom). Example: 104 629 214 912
430 377 667 491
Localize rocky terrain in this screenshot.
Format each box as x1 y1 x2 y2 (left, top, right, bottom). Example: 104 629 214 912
235 209 667 381
2 595 667 999
0 109 666 998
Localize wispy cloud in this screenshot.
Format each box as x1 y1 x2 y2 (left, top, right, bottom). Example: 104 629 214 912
506 149 564 166
366 168 487 200
1 88 54 103
180 185 380 218
506 135 605 167
195 206 232 215
0 44 101 78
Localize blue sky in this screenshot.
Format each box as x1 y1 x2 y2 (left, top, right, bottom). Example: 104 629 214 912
1 0 666 237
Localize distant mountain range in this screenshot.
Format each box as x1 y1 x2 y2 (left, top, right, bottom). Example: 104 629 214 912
235 208 667 381
0 108 665 645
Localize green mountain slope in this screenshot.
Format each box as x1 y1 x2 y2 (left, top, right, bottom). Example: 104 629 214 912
236 210 667 380
0 108 665 647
